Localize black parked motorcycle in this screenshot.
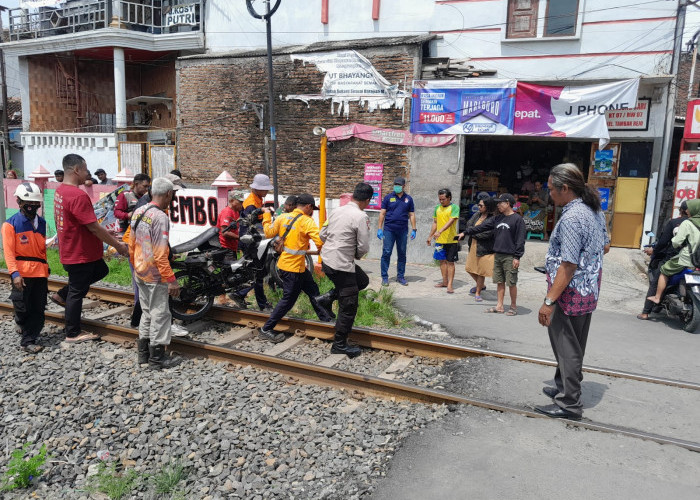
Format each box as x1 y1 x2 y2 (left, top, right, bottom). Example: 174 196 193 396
169 209 276 321
641 231 700 333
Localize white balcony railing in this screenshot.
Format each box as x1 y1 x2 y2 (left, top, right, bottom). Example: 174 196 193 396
8 0 203 41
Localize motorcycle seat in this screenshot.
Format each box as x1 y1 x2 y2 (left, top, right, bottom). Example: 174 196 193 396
172 227 221 254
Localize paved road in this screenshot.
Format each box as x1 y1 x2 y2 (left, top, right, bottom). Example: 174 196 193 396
356 254 700 500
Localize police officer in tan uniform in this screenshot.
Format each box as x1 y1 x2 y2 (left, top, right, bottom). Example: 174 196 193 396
316 183 373 358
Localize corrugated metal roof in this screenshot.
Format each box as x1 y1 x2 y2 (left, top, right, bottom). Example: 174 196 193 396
180 34 436 60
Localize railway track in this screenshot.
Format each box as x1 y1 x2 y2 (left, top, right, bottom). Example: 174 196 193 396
3 271 697 392
2 272 699 452
1 301 698 453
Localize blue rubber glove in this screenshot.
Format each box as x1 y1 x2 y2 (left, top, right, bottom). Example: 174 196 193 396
410 229 417 240
377 228 384 239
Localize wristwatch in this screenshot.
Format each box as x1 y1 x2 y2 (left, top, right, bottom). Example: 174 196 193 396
543 297 555 306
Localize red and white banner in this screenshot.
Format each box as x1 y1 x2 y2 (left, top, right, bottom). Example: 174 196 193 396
513 79 640 147
673 152 700 218
326 123 456 147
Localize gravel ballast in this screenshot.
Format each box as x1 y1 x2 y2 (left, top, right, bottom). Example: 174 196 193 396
0 315 448 499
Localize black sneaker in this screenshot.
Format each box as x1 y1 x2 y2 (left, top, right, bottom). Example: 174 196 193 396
257 327 285 343
227 294 248 309
259 304 274 313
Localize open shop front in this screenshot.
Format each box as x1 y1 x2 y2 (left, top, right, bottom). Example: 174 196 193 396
461 138 654 248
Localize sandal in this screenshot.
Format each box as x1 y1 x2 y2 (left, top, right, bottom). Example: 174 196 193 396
505 308 518 316
474 296 483 302
446 288 454 294
484 307 504 314
64 332 100 343
434 283 447 288
469 286 486 295
636 314 649 321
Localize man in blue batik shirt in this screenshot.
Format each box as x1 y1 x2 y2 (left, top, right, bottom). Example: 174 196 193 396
377 176 417 286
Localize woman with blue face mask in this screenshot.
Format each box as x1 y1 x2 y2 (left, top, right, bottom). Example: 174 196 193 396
377 177 417 286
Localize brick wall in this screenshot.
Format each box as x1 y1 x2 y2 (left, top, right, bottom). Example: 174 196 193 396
177 45 420 198
675 53 700 117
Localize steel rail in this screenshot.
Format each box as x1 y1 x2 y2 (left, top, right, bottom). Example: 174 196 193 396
2 271 699 391
3 302 698 454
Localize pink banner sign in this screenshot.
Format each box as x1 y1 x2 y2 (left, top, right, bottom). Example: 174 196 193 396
363 163 384 210
513 79 639 146
326 123 456 147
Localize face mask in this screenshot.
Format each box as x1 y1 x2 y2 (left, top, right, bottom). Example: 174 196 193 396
393 185 403 194
22 204 39 219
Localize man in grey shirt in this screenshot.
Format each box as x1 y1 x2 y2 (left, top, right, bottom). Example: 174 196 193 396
316 183 373 358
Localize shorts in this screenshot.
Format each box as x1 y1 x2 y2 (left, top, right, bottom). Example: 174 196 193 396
493 253 518 286
660 256 686 277
434 243 459 262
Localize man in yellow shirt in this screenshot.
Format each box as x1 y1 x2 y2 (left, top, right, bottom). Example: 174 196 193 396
258 194 334 342
427 188 460 293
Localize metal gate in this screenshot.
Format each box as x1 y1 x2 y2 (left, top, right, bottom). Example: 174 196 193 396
118 142 176 177
118 141 148 173
149 145 176 178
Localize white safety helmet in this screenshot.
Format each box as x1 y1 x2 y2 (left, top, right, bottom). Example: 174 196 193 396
14 182 43 203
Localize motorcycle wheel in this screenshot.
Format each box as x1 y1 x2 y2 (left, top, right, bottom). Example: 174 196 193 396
269 253 315 287
169 270 215 322
683 293 700 333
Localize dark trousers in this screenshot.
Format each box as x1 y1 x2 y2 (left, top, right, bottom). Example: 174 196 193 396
57 259 109 337
11 277 48 346
381 228 408 280
236 272 269 309
263 269 331 331
642 265 661 314
322 263 369 336
548 304 592 416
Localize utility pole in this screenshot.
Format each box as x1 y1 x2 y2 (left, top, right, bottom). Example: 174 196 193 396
246 0 281 208
0 5 8 236
652 0 687 234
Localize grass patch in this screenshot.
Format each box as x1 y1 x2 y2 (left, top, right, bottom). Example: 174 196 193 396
264 275 409 329
0 248 133 287
86 461 141 500
150 460 188 497
0 443 50 492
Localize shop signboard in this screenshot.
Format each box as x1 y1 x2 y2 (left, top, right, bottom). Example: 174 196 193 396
20 0 62 7
363 163 384 210
164 3 199 27
410 79 517 135
683 99 700 140
513 79 640 146
605 98 650 131
673 152 700 217
326 123 456 147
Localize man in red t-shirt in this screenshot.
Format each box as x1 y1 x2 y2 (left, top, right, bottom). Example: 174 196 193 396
217 190 243 254
114 173 151 232
51 154 129 343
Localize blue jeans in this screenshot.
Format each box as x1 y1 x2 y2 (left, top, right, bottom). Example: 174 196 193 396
381 228 408 280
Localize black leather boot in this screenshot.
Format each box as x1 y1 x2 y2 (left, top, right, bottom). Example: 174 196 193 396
315 289 338 312
137 338 150 365
330 331 361 358
148 345 177 370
